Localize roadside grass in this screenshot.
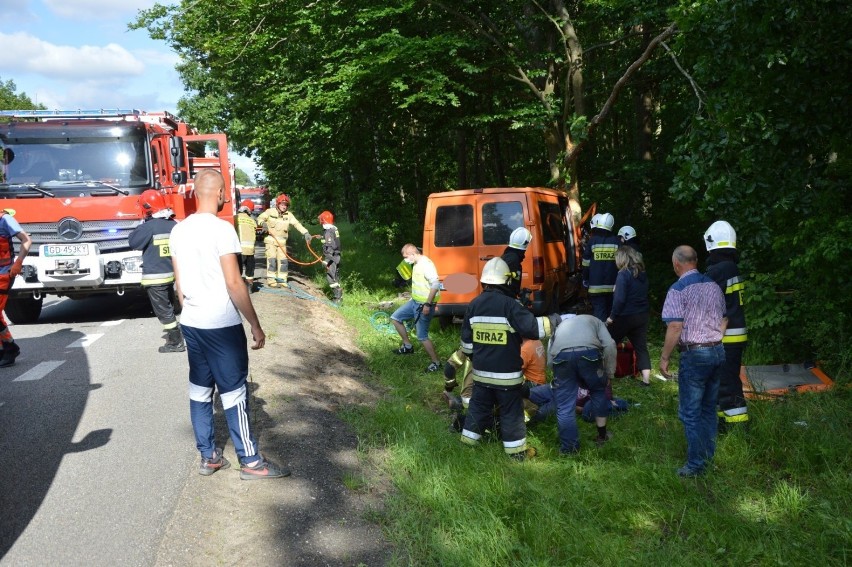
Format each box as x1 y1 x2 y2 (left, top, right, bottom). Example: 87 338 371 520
307 221 851 566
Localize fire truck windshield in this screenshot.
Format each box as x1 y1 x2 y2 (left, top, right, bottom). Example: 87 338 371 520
0 135 150 194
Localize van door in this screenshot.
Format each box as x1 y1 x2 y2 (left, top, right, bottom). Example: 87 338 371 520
428 198 478 310
535 196 571 306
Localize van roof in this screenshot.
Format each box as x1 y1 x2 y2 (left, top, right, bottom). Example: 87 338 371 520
428 187 569 199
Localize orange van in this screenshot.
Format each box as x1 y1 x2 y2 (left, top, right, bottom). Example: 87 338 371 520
423 187 582 319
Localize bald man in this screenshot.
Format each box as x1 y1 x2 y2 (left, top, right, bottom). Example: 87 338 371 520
660 245 727 478
170 170 289 480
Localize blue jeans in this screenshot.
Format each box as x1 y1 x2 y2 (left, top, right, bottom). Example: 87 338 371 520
552 348 608 453
677 345 725 472
390 299 433 341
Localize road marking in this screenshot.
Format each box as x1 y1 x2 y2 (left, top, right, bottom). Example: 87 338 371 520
68 334 104 348
14 361 64 382
101 320 125 327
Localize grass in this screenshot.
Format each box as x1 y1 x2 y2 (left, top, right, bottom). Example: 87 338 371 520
305 221 851 566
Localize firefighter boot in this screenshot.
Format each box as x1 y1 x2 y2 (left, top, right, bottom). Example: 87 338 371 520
0 341 21 367
159 327 186 353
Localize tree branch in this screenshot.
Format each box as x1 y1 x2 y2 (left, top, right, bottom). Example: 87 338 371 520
661 41 706 114
565 22 678 165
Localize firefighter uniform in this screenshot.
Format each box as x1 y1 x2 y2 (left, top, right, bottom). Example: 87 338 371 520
128 215 184 352
459 274 556 459
0 211 30 367
582 230 620 321
236 210 258 285
320 221 342 302
256 206 309 287
706 249 749 426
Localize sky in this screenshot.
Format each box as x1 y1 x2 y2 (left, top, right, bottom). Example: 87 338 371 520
0 0 259 178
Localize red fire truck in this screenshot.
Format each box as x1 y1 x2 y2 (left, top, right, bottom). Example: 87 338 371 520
0 109 235 323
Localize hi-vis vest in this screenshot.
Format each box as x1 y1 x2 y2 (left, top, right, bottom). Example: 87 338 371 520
237 212 257 255
411 257 440 304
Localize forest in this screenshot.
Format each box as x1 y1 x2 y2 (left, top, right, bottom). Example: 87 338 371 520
8 0 851 375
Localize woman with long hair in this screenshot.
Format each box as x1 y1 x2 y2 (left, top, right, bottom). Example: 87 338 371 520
606 246 651 386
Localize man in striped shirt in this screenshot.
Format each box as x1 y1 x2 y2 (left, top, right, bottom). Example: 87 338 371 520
660 245 727 477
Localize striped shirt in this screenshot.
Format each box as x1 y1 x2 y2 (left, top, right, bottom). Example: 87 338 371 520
661 269 726 345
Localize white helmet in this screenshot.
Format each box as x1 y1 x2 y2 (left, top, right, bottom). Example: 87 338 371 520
508 227 533 250
617 225 636 241
704 220 736 251
480 257 512 285
590 213 601 229
594 212 614 231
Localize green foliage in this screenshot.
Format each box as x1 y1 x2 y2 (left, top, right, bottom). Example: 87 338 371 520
0 77 44 111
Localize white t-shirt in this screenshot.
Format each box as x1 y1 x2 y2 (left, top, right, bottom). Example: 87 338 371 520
169 213 242 329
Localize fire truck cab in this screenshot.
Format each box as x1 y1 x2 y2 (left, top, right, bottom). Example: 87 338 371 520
0 109 235 323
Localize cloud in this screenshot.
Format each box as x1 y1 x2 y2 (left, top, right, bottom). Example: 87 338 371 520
0 0 35 21
0 31 145 81
43 0 158 21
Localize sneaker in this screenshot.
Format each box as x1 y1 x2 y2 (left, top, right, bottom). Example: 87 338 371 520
426 361 441 373
509 447 538 461
393 345 414 355
240 456 291 480
594 431 614 447
677 465 704 478
199 448 231 476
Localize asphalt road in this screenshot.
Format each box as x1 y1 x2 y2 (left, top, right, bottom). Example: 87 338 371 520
0 293 197 566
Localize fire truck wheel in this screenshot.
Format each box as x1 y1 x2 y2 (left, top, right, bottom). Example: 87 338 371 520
5 295 43 325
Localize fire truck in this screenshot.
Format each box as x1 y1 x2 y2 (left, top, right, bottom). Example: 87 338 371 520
0 109 235 323
237 185 270 215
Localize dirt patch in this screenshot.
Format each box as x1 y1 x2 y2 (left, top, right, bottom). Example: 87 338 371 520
154 273 393 567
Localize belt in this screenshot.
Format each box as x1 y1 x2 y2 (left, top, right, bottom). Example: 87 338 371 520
558 346 596 353
678 341 721 352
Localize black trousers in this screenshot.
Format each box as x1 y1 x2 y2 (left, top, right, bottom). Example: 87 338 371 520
145 283 177 327
608 311 651 371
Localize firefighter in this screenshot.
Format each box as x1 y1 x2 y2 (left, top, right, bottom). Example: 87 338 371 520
129 190 184 353
704 220 749 430
256 194 312 288
501 227 532 299
582 212 620 321
459 257 561 460
315 210 342 303
236 200 259 291
0 209 32 367
617 225 641 252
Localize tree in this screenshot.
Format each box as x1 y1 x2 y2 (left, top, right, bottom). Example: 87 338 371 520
0 78 44 111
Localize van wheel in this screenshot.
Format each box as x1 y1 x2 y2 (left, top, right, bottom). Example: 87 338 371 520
439 315 454 329
5 295 43 324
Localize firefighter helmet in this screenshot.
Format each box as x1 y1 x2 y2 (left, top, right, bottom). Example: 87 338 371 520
480 257 512 285
318 210 334 225
276 194 291 207
590 213 601 229
508 227 532 250
239 199 255 212
618 225 636 241
138 190 166 216
594 212 614 231
704 220 737 251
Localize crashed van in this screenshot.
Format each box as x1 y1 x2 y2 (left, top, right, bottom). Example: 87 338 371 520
423 187 582 320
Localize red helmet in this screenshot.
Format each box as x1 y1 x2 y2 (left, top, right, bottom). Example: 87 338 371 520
138 190 166 216
276 194 291 207
240 199 255 212
318 210 334 225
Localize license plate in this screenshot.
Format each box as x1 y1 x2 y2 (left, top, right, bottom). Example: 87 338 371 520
43 244 90 257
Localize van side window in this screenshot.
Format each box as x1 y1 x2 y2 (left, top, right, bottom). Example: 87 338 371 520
482 201 523 245
435 205 474 246
539 201 567 242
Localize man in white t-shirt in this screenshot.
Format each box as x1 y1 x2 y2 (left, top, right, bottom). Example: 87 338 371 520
170 169 289 480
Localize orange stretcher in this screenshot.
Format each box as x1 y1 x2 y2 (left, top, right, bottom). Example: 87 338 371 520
740 363 834 399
